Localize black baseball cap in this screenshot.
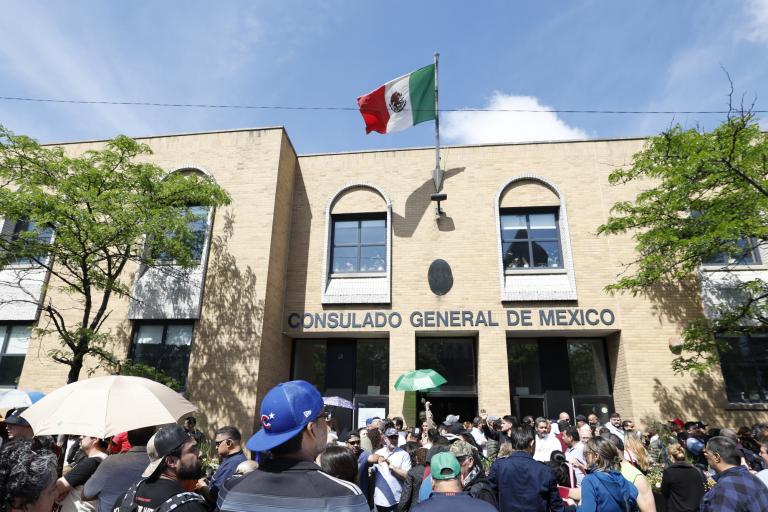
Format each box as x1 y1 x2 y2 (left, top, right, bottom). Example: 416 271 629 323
5 407 30 427
142 425 191 477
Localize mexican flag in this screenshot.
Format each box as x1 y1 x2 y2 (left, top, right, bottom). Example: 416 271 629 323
357 64 436 134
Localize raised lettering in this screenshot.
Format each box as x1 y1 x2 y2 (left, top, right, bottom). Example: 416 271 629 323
375 312 387 328
488 310 499 326
288 313 300 329
476 310 488 327
328 312 339 329
390 312 402 328
436 310 450 327
568 309 583 326
600 309 615 326
462 310 474 327
507 310 520 327
521 310 533 326
540 309 556 326
362 313 374 328
313 313 326 328
585 309 599 326
302 313 313 329
450 310 461 327
410 311 423 328
340 313 351 328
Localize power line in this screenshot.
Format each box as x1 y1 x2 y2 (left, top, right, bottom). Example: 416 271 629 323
0 95 764 115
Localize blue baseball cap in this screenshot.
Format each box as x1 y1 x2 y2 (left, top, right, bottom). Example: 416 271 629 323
246 380 325 452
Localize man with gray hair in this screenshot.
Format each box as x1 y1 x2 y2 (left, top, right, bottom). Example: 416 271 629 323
532 417 561 463
700 436 768 511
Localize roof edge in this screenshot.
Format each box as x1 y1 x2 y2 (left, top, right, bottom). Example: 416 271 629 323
42 126 287 146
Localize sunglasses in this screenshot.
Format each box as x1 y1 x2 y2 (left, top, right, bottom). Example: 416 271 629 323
348 440 361 445
214 438 232 447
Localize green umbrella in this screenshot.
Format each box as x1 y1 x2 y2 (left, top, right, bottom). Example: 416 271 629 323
394 369 447 391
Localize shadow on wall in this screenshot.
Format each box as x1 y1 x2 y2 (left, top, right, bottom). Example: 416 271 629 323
392 167 464 238
645 376 764 427
641 277 705 328
186 211 265 436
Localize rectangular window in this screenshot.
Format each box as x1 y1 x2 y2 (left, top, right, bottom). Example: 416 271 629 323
501 209 562 269
331 216 386 274
153 206 209 263
567 340 610 396
719 333 768 403
702 238 761 266
130 322 194 387
416 338 476 394
506 340 542 396
7 220 54 266
0 324 32 387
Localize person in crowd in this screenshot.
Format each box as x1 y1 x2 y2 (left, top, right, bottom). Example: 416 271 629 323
112 425 207 512
555 420 569 451
346 431 371 498
320 445 359 484
480 409 516 446
522 416 535 428
598 427 611 439
422 428 439 450
533 417 561 463
449 439 497 508
108 431 131 454
719 427 763 471
397 443 426 512
558 411 571 425
217 380 367 511
411 452 497 512
578 423 593 442
754 422 768 441
54 436 108 512
485 419 501 461
83 425 156 512
587 413 600 433
683 421 707 466
604 413 624 441
700 436 768 511
496 442 512 459
326 417 340 445
406 428 421 444
607 435 656 512
756 438 768 487
622 420 635 434
469 417 487 456
647 424 677 466
197 426 247 504
370 427 412 511
660 443 705 512
4 407 34 440
574 436 639 511
0 439 59 512
182 416 208 452
417 443 450 503
488 426 564 512
575 415 587 429
623 434 650 473
393 417 406 445
736 426 760 454
562 426 586 486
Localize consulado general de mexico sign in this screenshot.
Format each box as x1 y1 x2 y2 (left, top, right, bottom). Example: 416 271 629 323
287 308 617 330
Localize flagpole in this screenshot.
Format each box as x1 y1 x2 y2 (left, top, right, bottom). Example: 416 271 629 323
432 52 443 193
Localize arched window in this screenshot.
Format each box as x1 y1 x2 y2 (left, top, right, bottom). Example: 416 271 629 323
495 175 577 301
322 183 392 304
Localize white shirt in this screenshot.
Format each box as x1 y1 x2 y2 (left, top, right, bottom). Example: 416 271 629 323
533 433 562 462
604 422 625 441
373 446 412 507
757 469 768 488
565 441 586 486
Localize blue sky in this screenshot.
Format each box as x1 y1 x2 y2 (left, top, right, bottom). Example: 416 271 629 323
1 0 766 154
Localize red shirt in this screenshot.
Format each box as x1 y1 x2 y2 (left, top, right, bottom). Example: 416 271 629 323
110 431 132 453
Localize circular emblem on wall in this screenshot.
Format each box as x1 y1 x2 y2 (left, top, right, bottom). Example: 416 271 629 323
428 259 453 296
389 92 406 113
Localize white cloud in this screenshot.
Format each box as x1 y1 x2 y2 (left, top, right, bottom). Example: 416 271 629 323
744 0 768 43
442 92 588 145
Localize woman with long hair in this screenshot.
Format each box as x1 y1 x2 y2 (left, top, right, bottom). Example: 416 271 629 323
624 434 650 473
608 435 656 511
660 443 705 512
319 445 359 485
55 436 109 512
573 437 639 511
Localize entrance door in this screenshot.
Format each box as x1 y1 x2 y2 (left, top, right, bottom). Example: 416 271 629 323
325 340 356 433
416 337 478 426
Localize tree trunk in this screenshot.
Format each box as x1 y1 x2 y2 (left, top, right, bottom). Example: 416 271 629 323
67 353 85 384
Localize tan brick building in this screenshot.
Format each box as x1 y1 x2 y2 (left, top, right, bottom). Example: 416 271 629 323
3 127 767 435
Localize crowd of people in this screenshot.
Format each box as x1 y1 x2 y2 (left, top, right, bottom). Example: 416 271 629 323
2 380 768 512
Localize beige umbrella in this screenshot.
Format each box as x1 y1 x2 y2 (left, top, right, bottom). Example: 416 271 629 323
21 375 196 438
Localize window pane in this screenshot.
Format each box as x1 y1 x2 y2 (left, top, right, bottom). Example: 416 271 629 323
333 221 358 246
293 340 326 393
507 341 542 395
720 334 768 403
568 341 610 395
529 213 558 239
165 325 193 346
501 215 527 241
136 325 164 345
735 239 757 265
160 345 192 385
186 207 209 261
531 241 561 268
361 219 385 244
360 246 386 272
0 356 24 386
332 246 358 273
416 338 476 393
356 340 388 395
5 326 31 355
503 242 530 268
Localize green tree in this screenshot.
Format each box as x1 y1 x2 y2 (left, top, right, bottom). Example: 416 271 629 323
597 108 768 373
0 125 231 383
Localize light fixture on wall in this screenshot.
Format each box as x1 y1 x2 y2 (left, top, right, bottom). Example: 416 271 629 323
668 336 683 354
431 193 447 218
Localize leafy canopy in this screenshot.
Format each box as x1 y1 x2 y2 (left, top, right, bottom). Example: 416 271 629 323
597 111 768 373
0 125 231 382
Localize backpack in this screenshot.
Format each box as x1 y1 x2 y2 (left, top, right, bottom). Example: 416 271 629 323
115 480 207 512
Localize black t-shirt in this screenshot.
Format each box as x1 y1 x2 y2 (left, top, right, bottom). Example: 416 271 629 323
64 456 102 487
113 479 208 512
